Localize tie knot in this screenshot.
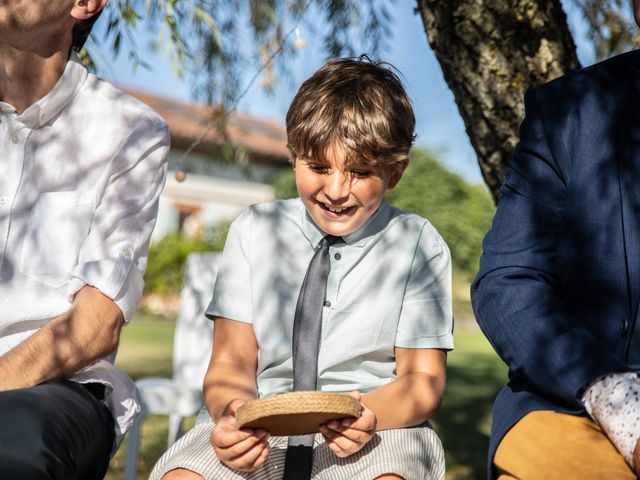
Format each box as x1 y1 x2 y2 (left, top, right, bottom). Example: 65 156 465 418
320 235 341 248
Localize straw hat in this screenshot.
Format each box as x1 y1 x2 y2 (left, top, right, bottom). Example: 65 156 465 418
236 391 360 436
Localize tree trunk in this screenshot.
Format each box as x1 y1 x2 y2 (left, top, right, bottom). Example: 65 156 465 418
416 0 580 202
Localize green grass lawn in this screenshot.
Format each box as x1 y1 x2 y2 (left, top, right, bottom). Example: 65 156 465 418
107 305 506 480
434 331 507 479
106 313 182 480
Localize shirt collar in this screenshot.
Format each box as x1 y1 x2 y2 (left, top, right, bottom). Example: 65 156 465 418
1 52 88 129
300 198 393 248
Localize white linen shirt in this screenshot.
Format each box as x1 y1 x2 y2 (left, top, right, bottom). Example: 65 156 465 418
207 198 454 398
0 54 170 440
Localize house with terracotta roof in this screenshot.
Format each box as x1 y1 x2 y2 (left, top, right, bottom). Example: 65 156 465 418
128 90 291 239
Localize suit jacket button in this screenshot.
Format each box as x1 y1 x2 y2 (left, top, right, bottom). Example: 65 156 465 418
621 317 629 336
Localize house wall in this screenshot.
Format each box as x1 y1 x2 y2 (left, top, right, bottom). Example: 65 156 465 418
151 155 285 241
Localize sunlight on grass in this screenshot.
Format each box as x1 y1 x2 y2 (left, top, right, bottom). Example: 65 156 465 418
115 312 175 380
436 331 507 479
106 312 179 480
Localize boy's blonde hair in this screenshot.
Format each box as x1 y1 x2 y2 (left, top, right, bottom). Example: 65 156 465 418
286 56 416 170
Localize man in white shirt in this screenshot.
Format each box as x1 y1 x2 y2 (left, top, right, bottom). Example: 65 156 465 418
0 1 169 478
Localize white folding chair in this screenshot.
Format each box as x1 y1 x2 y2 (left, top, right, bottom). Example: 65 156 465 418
123 252 220 480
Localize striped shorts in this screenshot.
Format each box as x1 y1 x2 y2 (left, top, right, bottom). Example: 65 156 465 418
150 412 445 480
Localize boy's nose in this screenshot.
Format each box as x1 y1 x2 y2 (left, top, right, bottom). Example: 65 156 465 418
323 170 350 201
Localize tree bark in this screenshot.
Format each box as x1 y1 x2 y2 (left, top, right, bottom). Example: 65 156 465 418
416 0 580 202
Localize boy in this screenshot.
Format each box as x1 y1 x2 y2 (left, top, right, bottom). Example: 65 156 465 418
152 57 452 480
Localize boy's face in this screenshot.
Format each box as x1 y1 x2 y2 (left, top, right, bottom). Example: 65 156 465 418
294 143 405 237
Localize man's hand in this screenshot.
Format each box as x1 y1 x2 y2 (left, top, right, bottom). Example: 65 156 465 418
320 391 377 457
211 399 271 472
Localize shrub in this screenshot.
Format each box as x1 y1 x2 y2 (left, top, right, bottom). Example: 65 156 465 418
143 223 229 295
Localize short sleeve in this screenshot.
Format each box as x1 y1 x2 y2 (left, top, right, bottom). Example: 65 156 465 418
395 223 454 350
66 122 170 322
205 208 253 323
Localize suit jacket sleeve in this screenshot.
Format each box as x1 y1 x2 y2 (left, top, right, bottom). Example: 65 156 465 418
471 87 627 407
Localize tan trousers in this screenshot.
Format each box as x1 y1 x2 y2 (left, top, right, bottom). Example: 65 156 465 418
494 410 636 479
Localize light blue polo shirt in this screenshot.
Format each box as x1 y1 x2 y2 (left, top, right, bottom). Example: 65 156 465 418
206 198 453 398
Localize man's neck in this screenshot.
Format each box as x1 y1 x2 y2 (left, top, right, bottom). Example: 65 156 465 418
0 44 69 114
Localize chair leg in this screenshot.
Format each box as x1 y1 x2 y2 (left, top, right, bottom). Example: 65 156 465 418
168 414 184 446
124 411 146 480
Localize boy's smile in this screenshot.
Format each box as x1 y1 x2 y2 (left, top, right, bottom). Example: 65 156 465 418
294 143 405 237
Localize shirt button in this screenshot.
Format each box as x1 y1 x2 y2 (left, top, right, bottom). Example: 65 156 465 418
122 247 133 258
324 300 332 307
10 134 19 144
0 196 6 205
334 252 341 260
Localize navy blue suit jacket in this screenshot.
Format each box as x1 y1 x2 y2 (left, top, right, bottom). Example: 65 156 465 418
471 50 640 479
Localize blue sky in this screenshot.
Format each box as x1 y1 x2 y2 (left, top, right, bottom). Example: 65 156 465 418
96 1 596 185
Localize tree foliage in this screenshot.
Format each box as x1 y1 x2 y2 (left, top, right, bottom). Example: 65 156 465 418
98 0 391 106
272 148 495 279
143 224 229 295
578 0 640 60
92 0 640 199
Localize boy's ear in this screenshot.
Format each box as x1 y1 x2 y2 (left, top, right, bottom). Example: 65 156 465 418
71 0 107 21
387 161 408 190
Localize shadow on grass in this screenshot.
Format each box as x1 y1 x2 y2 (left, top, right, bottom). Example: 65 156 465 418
434 351 506 480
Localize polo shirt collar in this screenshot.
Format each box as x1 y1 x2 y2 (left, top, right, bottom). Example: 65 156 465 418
0 52 88 129
300 199 393 248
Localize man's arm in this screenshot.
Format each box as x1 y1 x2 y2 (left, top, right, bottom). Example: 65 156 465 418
471 87 627 407
0 286 123 391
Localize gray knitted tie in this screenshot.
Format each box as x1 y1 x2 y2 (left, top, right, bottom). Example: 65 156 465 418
283 235 340 480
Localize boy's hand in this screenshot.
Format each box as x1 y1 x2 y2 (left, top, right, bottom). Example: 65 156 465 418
320 391 377 457
210 399 271 471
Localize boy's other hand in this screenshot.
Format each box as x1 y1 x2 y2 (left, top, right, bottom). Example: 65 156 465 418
210 399 271 471
320 391 377 457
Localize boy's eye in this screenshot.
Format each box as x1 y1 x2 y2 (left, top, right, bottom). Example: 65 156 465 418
307 163 329 173
350 169 372 178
